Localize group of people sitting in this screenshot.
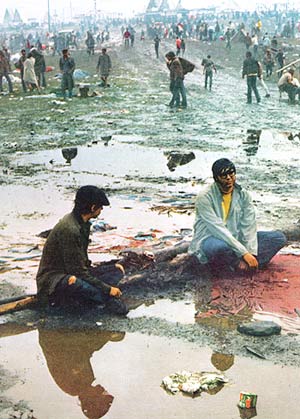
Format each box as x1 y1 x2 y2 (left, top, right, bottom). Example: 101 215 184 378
36 159 287 317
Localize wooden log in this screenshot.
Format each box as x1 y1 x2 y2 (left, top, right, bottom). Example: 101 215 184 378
276 58 300 73
0 296 37 315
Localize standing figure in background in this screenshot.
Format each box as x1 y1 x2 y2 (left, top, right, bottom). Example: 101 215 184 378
175 37 181 56
154 34 160 59
96 48 112 87
31 48 47 88
180 38 186 56
225 28 232 50
263 49 274 78
242 51 261 104
85 31 95 55
23 52 40 93
0 50 13 93
275 48 285 78
15 49 27 92
123 28 131 48
165 51 187 109
59 48 75 99
202 55 217 91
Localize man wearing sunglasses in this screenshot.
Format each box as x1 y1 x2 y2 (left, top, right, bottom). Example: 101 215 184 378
189 158 286 274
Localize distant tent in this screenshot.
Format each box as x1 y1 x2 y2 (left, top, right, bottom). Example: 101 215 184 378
13 9 22 23
146 0 159 12
175 0 183 10
3 8 12 25
159 0 170 12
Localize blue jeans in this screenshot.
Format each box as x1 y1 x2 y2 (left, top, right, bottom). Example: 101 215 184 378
205 71 213 90
0 72 13 93
169 78 187 107
202 231 286 270
247 76 260 103
61 73 74 98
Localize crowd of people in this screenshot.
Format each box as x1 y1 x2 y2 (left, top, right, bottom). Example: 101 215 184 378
0 9 300 105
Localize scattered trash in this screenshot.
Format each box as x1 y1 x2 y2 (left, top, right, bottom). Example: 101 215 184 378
91 220 116 232
101 135 112 142
238 392 258 409
96 321 103 326
164 151 196 172
238 406 257 419
134 232 156 241
73 69 90 79
244 346 266 359
161 370 228 396
79 85 90 98
237 321 281 336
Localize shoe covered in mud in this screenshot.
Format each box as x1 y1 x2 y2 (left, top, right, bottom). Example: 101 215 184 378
105 298 129 316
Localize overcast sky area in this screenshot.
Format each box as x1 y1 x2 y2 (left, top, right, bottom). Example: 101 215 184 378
0 0 293 22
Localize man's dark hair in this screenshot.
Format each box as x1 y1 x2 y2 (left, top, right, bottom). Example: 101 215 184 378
74 185 110 214
246 51 252 58
212 158 236 181
62 48 68 54
166 51 175 59
207 55 211 58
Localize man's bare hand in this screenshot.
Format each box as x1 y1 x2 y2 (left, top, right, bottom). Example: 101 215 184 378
243 253 258 268
109 287 122 298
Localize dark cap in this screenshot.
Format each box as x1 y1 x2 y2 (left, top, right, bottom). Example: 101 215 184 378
212 158 236 180
75 185 110 213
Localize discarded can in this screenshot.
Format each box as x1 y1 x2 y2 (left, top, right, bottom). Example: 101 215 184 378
239 392 257 409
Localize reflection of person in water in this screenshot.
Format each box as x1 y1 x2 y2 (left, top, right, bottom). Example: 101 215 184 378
211 352 234 371
38 328 125 419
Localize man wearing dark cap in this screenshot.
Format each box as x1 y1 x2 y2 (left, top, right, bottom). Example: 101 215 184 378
165 51 187 108
189 158 286 274
36 185 128 315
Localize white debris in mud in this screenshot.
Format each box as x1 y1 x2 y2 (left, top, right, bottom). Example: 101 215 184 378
0 407 35 419
162 370 228 395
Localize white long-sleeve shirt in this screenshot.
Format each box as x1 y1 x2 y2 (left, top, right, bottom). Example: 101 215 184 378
189 182 257 263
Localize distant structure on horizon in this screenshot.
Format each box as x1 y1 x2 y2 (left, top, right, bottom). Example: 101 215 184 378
2 8 23 25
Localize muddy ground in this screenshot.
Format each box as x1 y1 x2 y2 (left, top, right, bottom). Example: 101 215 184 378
1 29 300 418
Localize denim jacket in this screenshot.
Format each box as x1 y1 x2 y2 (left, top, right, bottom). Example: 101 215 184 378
189 182 257 263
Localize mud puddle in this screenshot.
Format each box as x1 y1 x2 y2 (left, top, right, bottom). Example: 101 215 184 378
128 298 196 324
0 327 299 419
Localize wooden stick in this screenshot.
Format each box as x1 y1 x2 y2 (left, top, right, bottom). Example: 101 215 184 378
0 296 37 315
276 58 300 73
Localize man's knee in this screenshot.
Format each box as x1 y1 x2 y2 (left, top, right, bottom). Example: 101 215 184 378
273 230 287 248
258 230 287 249
202 237 231 258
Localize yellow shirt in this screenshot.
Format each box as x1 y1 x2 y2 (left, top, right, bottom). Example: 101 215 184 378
222 193 232 222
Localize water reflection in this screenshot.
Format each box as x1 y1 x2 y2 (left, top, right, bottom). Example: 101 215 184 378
211 352 235 372
38 328 125 419
238 406 257 419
